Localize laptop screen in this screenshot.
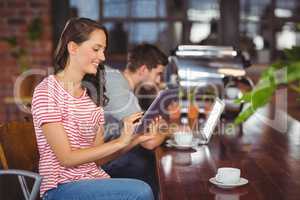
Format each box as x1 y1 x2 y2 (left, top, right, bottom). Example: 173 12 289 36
202 98 225 141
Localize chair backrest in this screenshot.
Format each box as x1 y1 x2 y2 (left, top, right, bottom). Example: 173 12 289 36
0 169 42 200
0 122 41 199
0 121 39 172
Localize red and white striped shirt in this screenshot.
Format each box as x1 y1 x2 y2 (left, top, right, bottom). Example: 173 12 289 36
31 75 110 197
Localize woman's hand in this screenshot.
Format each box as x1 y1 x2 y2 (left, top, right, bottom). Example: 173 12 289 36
138 116 170 150
119 112 144 146
148 116 170 136
137 116 165 143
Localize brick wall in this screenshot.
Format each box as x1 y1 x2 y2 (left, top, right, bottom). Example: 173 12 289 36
0 0 53 122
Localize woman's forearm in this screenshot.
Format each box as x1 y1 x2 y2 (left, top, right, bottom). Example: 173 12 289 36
59 138 127 167
42 123 128 168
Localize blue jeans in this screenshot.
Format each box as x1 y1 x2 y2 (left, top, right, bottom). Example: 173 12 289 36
42 178 154 200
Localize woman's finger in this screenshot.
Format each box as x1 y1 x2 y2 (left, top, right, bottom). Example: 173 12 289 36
124 112 143 123
124 112 143 120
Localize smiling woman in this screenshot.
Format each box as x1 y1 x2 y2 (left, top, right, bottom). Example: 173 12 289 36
31 18 154 200
53 18 109 106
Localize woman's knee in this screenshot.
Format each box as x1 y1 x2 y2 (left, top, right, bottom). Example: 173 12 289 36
127 179 154 200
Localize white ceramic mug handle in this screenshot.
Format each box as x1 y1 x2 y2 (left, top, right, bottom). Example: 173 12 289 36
215 173 221 182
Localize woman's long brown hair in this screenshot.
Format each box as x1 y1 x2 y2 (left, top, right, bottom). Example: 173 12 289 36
54 18 109 107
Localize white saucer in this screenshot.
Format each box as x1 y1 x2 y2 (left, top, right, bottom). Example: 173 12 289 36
209 177 248 189
166 139 198 150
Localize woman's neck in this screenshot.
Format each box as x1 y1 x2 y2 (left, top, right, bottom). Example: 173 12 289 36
56 65 85 96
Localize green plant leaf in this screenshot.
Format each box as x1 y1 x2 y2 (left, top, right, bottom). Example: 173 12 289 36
287 63 300 83
251 84 275 109
234 105 255 125
234 64 276 123
234 84 275 124
234 45 300 124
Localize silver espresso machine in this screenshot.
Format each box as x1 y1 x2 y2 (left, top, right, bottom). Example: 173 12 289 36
164 45 254 116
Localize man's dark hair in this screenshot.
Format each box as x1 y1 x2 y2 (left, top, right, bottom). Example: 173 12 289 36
126 43 168 72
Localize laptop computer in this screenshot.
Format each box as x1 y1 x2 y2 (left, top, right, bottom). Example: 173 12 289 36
196 97 225 144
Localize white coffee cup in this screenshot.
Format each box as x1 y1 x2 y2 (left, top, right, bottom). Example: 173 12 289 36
215 167 241 184
174 132 193 146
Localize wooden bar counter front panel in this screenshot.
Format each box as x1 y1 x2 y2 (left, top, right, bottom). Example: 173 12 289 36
155 110 300 200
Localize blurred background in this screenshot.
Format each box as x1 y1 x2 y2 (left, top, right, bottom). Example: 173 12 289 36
1 0 300 122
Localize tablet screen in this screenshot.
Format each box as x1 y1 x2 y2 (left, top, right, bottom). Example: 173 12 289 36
134 88 179 134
